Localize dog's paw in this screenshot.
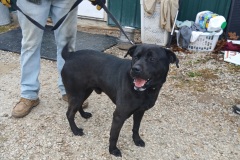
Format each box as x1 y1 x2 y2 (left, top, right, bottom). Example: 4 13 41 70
82 112 92 119
110 148 122 157
134 139 145 147
72 128 84 136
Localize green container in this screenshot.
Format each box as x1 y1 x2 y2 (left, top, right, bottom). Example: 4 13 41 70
107 0 141 29
107 0 231 29
178 0 231 21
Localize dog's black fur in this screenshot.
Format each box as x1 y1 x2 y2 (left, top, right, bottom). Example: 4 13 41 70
61 44 179 157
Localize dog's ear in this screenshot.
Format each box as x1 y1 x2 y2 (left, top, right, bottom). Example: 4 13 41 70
124 45 138 58
164 48 179 68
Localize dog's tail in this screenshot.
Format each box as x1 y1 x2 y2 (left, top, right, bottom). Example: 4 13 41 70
62 43 70 60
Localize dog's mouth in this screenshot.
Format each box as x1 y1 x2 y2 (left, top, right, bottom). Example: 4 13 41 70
133 78 151 91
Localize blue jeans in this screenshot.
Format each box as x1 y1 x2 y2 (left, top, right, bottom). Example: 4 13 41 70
17 0 78 100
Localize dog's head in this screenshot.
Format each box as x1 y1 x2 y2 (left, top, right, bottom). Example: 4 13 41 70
124 44 179 91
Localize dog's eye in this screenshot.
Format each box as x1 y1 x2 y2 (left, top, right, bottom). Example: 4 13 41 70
149 57 155 62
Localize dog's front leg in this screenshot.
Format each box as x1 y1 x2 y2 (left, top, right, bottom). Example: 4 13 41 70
109 110 127 157
132 110 145 147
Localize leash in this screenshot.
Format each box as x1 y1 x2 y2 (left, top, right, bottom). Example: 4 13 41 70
10 0 134 45
52 0 83 30
10 1 45 30
53 0 134 45
9 0 84 31
100 2 134 45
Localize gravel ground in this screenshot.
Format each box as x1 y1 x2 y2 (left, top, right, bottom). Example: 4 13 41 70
0 29 240 160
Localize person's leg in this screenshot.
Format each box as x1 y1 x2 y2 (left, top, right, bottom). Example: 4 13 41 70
12 0 51 118
17 0 51 100
50 0 78 96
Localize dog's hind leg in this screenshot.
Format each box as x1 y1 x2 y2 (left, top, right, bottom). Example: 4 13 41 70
132 110 145 147
66 96 85 136
78 89 93 119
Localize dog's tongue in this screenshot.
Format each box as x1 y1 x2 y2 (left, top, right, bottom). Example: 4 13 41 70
134 78 147 87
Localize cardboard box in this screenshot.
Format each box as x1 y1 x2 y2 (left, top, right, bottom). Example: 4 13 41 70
224 40 240 65
224 51 240 65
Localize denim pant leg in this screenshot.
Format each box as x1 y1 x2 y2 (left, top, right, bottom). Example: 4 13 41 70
50 0 78 95
17 0 51 100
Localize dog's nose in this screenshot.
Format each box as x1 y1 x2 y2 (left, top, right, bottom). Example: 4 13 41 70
132 65 142 73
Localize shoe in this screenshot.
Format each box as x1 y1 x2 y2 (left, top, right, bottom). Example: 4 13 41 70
12 98 40 118
232 104 240 115
62 94 88 108
62 94 68 102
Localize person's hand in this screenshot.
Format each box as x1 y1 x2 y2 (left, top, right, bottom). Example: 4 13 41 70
89 0 106 10
0 0 11 7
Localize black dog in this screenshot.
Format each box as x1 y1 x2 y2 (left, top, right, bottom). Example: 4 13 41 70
61 44 179 157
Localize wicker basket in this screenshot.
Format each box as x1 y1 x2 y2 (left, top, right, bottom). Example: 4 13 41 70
175 29 223 51
140 0 169 46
